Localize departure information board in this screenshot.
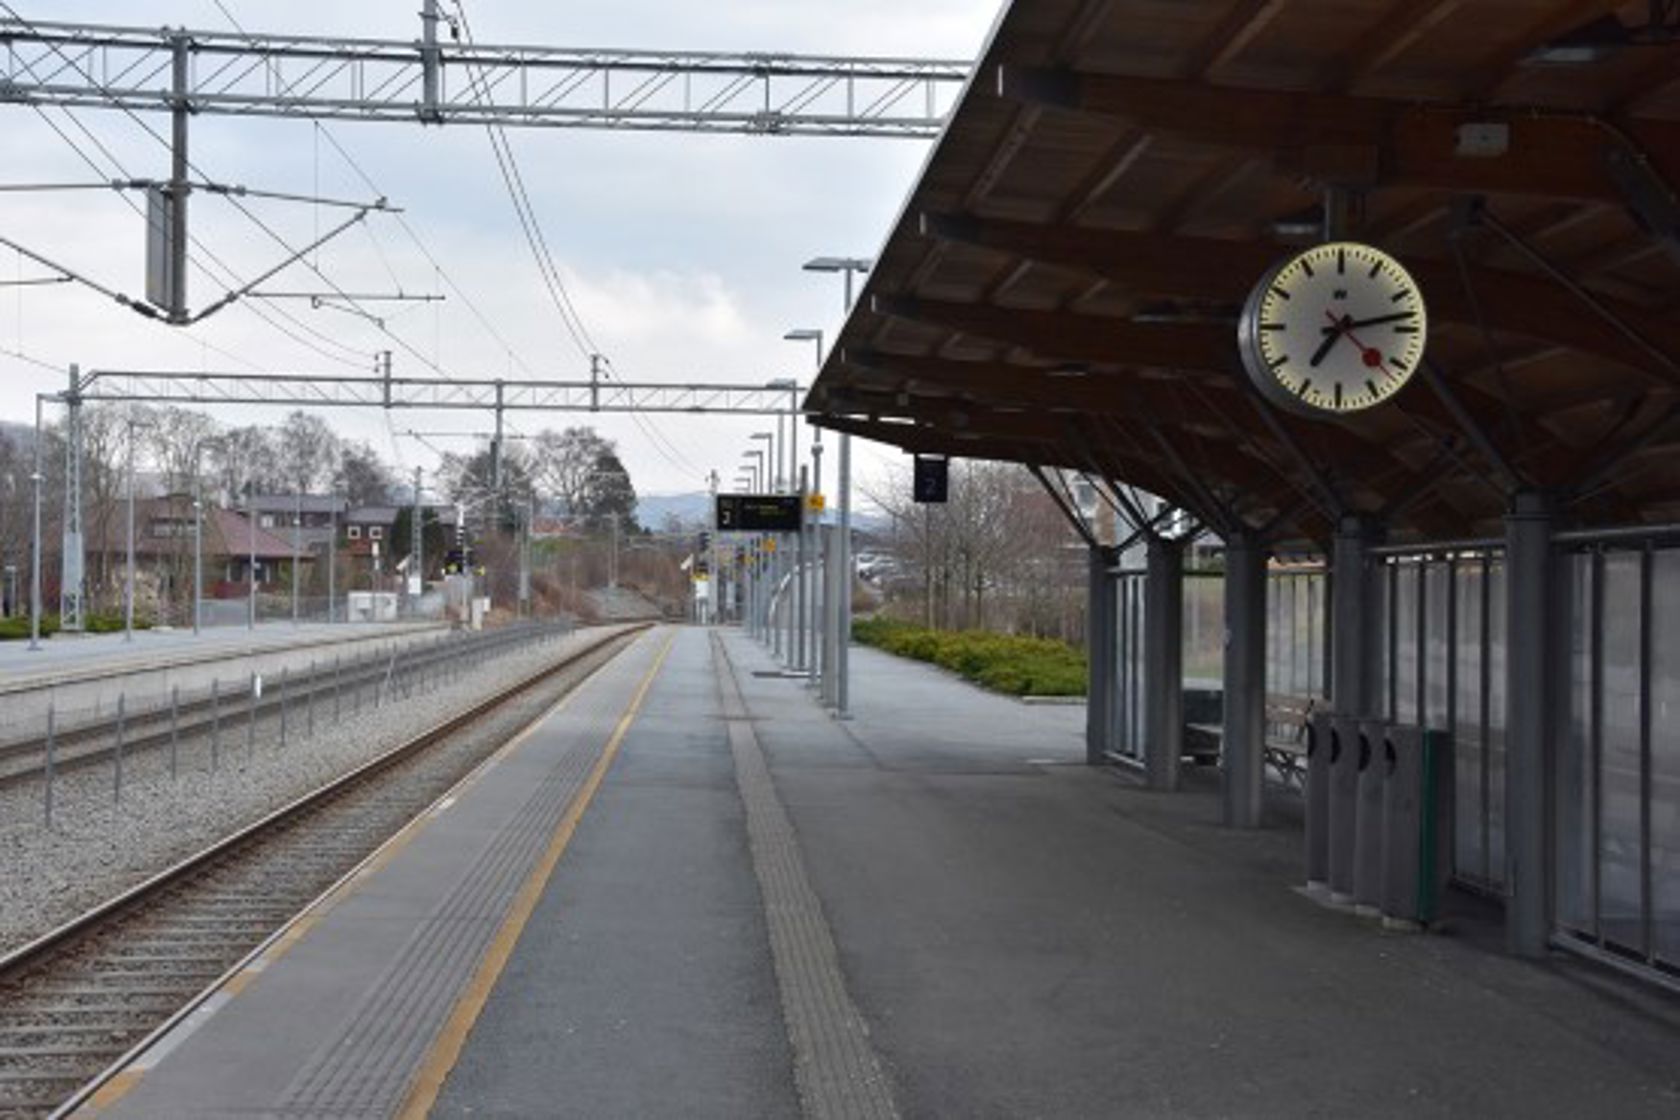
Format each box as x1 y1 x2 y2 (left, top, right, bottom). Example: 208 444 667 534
716 494 803 532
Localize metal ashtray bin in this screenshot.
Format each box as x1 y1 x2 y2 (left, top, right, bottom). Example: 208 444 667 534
1327 715 1362 904
1353 719 1389 916
1304 710 1333 895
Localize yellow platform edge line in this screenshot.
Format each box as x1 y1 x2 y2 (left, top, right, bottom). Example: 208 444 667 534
397 627 678 1120
71 629 642 1119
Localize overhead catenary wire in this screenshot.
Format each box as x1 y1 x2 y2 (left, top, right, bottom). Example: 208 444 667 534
0 2 443 374
451 1 705 485
0 4 365 372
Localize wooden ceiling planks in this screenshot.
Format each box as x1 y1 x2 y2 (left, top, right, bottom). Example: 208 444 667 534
808 0 1680 545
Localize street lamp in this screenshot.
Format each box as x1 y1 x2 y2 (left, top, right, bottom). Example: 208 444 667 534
743 448 765 491
803 255 872 717
749 431 776 491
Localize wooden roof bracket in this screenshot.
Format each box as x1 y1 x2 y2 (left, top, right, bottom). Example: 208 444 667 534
1026 463 1100 550
1478 207 1680 389
1416 356 1526 495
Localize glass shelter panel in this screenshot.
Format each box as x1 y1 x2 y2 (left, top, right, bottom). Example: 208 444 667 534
1265 567 1324 699
1651 550 1680 970
1555 553 1595 938
1378 551 1506 894
1112 573 1146 762
1599 553 1644 953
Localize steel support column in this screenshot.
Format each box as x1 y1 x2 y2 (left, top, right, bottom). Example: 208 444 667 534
1143 536 1184 790
1505 491 1555 958
1222 532 1267 828
1086 545 1118 766
1331 515 1381 717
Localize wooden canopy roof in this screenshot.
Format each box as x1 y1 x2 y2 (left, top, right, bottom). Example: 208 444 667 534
806 0 1680 547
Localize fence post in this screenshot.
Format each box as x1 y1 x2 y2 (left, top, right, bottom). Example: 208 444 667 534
211 678 220 772
169 684 179 779
44 703 55 829
247 671 258 761
307 659 315 738
114 692 126 803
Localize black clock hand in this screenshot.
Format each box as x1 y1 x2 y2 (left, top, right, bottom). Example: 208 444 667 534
1311 312 1349 367
1342 310 1417 330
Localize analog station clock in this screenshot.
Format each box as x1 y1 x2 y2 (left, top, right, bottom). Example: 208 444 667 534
1237 241 1427 417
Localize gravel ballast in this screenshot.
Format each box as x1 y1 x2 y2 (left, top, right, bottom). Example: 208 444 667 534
0 623 643 956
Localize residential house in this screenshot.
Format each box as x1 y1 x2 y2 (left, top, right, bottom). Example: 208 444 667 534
87 495 309 600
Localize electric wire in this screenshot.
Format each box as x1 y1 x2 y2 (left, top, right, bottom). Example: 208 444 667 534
0 4 366 371
0 2 424 372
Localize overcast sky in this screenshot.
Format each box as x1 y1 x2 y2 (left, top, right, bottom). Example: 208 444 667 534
0 0 998 501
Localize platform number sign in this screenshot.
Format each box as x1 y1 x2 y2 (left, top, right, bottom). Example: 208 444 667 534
913 455 949 503
1238 241 1427 417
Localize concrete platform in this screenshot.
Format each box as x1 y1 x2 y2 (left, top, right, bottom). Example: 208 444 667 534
85 626 1680 1119
0 620 447 694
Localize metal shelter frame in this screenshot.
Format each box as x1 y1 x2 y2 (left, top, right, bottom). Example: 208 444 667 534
803 0 1680 985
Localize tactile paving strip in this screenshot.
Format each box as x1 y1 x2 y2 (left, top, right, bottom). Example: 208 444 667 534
271 635 660 1118
712 632 899 1120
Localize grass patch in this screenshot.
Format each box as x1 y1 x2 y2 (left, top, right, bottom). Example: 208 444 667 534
852 617 1086 697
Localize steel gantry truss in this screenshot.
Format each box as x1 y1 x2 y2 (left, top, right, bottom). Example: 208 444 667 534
74 367 802 415
45 364 802 631
0 15 969 138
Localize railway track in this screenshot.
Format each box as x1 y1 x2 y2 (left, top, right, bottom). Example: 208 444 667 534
0 623 557 791
0 622 649 1120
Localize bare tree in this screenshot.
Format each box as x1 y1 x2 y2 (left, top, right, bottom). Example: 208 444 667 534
336 442 395 507
532 426 614 515
278 410 341 494
864 458 1080 636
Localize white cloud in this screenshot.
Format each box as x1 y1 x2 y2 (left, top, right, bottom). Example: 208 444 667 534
0 0 1002 493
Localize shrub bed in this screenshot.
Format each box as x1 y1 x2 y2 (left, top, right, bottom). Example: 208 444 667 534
0 614 60 641
852 617 1086 697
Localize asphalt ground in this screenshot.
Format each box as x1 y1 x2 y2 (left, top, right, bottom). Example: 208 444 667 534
90 625 1680 1119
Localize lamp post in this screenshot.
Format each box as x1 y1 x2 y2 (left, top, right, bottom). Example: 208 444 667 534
124 416 144 643
782 335 822 677
190 438 218 636
28 393 45 651
247 478 257 630
803 256 871 717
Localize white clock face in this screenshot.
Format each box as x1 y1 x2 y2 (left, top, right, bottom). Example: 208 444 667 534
1238 241 1427 416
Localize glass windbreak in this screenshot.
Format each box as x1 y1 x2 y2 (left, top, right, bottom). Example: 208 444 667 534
1379 552 1506 893
1554 544 1680 976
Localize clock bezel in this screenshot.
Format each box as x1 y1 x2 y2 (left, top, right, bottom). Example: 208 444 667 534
1237 240 1427 419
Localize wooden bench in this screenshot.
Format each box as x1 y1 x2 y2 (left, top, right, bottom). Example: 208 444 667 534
1183 693 1318 790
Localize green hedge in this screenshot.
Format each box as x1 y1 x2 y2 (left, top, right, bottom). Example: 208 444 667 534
0 613 152 640
84 612 154 634
0 614 59 641
852 617 1086 697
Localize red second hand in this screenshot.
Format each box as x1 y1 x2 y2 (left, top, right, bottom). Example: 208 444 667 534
1342 324 1392 374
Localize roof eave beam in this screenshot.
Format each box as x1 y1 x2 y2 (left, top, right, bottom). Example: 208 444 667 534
995 64 1680 203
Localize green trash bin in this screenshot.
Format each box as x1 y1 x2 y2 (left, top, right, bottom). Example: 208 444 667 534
1381 727 1455 928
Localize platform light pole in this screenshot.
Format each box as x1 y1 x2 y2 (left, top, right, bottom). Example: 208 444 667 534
28 394 44 651
247 479 257 630
802 256 870 716
189 436 217 637
783 333 823 677
124 416 138 642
